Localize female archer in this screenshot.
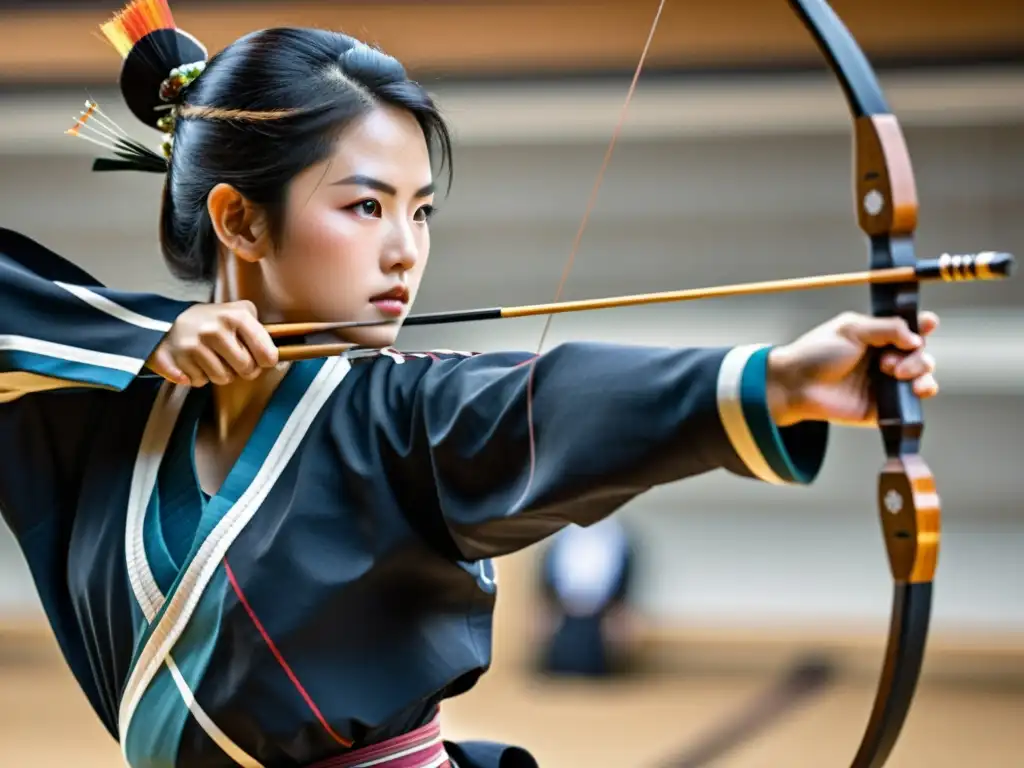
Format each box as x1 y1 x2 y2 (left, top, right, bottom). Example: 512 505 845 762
0 1 941 766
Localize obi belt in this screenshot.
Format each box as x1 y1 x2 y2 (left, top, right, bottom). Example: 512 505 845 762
307 712 450 768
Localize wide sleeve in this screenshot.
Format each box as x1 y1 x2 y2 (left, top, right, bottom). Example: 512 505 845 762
0 230 195 733
357 342 829 561
0 228 195 402
0 227 194 539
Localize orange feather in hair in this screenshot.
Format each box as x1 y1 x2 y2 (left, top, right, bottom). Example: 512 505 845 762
99 0 177 59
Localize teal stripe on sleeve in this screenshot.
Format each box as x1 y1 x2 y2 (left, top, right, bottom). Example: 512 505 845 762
717 344 828 486
0 349 137 392
738 346 817 484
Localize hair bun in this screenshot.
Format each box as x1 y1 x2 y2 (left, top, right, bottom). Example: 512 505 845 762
99 0 208 129
120 28 207 129
339 43 406 89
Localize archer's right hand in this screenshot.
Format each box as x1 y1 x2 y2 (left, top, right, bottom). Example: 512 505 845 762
146 301 280 387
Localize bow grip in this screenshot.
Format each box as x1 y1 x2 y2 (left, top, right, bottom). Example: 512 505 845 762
869 236 923 456
855 113 940 586
855 115 924 457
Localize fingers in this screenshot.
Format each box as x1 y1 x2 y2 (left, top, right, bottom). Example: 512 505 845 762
176 356 210 388
204 302 279 381
841 311 941 400
880 348 938 399
146 346 190 386
918 310 940 337
205 330 259 381
880 350 935 380
838 310 940 347
232 311 280 370
912 373 939 398
155 300 281 388
838 313 922 351
191 345 233 386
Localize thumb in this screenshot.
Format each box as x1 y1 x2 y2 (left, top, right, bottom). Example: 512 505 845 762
146 345 189 385
838 313 922 351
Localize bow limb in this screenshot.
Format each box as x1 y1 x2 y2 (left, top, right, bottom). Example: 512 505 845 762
520 3 934 765
787 2 939 766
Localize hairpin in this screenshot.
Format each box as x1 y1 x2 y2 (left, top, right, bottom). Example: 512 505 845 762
65 0 208 173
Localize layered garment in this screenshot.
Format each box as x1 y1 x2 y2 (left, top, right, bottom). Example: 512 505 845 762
0 229 830 767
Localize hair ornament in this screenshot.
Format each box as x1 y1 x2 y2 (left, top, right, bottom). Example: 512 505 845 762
159 60 207 104
65 99 169 173
66 0 209 173
154 59 206 155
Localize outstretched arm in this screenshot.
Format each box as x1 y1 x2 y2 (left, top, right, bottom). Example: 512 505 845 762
360 341 828 561
362 310 939 562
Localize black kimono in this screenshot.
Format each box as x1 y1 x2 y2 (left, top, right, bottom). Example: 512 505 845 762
0 229 830 767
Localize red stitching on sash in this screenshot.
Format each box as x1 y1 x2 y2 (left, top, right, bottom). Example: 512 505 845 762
223 558 353 747
307 712 445 767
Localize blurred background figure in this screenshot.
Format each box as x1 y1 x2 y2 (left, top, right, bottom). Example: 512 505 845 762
534 518 640 679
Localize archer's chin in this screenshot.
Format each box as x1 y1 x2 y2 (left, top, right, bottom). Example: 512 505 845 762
345 327 402 350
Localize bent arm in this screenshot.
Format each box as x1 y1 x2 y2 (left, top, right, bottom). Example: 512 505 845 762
0 229 194 402
365 342 829 561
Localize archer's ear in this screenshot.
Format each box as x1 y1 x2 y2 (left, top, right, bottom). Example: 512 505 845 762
207 182 271 264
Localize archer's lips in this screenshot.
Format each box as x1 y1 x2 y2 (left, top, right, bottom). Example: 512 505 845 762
370 287 409 318
370 286 409 303
371 299 406 317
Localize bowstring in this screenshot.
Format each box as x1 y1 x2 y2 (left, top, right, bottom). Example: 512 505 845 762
533 0 668 356
515 0 667 512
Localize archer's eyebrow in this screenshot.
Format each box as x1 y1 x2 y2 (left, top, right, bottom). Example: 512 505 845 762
330 174 434 198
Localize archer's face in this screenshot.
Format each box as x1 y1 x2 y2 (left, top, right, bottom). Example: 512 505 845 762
262 104 435 349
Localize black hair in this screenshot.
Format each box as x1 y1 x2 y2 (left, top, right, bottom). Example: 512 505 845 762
117 26 453 283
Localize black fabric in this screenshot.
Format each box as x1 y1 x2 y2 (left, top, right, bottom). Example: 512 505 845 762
120 28 207 128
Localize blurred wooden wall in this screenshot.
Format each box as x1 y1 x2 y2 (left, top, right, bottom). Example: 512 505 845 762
0 0 1020 85
0 2 1021 748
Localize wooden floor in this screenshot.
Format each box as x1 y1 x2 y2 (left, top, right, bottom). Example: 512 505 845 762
3 658 1021 767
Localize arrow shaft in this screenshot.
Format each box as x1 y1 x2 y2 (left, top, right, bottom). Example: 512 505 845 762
267 250 1013 358
267 266 915 340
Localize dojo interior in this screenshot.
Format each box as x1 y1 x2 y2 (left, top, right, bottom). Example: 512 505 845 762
0 1 1021 765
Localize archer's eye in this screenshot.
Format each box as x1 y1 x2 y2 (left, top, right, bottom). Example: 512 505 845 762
349 200 381 218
